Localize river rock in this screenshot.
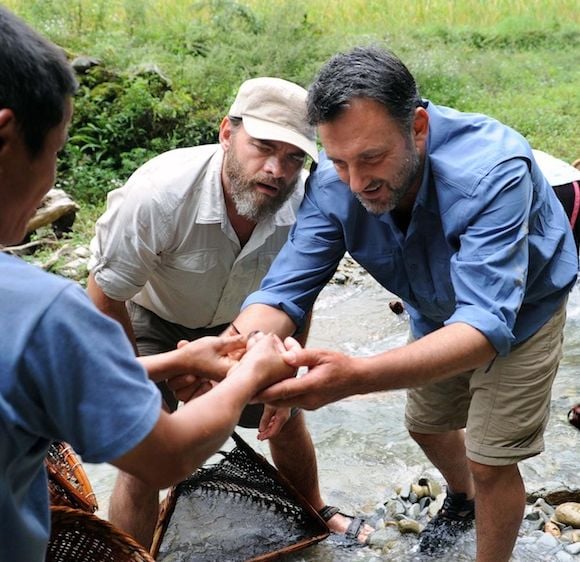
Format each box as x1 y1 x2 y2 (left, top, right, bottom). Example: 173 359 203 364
544 521 562 537
561 529 580 543
565 541 580 555
367 526 400 547
554 503 580 528
397 518 422 534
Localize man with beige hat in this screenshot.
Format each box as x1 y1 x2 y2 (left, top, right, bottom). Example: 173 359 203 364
88 77 364 548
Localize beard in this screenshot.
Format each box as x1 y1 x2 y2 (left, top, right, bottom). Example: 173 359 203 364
355 142 421 215
223 147 298 223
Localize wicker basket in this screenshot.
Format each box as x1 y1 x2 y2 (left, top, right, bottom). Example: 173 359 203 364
47 506 155 562
45 441 98 513
151 432 329 561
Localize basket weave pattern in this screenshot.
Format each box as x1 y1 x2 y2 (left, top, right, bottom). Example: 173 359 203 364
47 506 155 562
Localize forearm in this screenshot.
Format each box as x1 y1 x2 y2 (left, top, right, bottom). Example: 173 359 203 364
230 303 297 338
87 273 138 353
355 322 496 394
113 358 266 487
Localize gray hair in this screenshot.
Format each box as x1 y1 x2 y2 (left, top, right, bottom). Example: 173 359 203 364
307 46 422 134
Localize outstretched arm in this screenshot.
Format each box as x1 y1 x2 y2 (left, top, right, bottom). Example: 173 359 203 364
111 333 296 488
257 322 495 410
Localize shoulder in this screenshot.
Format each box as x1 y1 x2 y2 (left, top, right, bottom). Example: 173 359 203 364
426 102 534 197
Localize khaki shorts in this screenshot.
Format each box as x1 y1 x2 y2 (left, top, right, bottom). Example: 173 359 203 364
405 300 567 466
127 301 281 428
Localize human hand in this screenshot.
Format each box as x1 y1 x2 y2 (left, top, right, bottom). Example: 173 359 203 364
228 332 298 392
255 342 360 410
172 335 246 382
256 405 291 441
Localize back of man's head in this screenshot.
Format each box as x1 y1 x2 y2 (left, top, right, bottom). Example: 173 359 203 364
228 77 318 162
0 7 77 156
307 46 422 134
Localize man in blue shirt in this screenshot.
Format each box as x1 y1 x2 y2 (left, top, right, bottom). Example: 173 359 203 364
231 47 578 561
0 8 296 561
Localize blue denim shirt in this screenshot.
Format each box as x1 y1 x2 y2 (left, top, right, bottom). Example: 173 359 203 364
243 102 578 355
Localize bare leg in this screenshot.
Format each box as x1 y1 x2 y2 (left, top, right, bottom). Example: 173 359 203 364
269 411 373 542
469 460 525 562
108 470 159 550
409 429 475 498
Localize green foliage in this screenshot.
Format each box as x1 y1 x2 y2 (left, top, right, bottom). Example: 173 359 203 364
5 0 579 205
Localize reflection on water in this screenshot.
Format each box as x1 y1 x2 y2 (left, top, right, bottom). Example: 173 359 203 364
85 273 580 561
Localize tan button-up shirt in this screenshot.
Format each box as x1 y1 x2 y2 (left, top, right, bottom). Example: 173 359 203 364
89 144 306 328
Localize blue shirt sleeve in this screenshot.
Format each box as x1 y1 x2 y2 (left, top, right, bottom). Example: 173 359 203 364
19 284 161 463
443 158 533 354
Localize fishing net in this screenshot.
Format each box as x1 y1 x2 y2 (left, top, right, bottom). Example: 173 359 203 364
152 433 329 561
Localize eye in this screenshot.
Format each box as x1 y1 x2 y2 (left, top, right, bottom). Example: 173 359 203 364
289 153 306 165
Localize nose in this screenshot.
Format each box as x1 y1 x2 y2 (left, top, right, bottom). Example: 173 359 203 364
345 164 367 194
263 154 285 179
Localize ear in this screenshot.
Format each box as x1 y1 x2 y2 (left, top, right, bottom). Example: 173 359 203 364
218 116 233 150
412 106 429 153
0 108 17 153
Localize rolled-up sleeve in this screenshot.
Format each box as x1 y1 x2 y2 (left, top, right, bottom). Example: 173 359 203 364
444 159 533 355
89 171 170 302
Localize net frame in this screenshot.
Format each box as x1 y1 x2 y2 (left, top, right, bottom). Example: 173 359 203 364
151 432 329 561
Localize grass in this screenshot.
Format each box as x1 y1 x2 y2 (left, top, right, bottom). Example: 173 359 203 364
3 0 579 274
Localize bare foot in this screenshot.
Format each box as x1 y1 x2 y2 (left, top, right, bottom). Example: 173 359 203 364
325 511 374 544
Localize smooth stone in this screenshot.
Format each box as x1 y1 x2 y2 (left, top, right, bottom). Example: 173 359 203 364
534 498 556 516
565 542 580 555
408 491 418 504
428 493 446 517
399 484 411 500
555 503 580 528
524 510 542 521
561 529 580 543
407 503 421 519
536 532 560 549
555 551 574 562
544 521 562 537
367 527 400 547
398 518 423 534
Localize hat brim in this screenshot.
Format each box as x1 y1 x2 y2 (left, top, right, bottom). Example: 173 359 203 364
242 116 319 163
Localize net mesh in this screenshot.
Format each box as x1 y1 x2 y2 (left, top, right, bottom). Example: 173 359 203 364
153 433 328 561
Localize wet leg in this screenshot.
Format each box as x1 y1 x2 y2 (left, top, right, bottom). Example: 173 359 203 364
409 429 475 499
269 411 373 542
469 460 524 562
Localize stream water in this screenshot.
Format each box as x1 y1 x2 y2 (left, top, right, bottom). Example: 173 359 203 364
84 266 580 561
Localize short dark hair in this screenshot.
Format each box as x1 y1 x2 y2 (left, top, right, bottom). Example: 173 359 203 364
0 7 77 156
307 46 421 133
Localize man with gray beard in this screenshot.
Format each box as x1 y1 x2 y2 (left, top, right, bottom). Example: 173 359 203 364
88 77 361 548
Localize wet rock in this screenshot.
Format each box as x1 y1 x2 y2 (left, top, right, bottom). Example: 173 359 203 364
71 55 101 73
564 541 580 554
389 300 404 314
554 503 580 528
397 518 422 534
561 529 580 543
536 531 561 550
527 486 580 505
556 550 575 562
428 493 446 517
367 526 400 547
545 521 562 538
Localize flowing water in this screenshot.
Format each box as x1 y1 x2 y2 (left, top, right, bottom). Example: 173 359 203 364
85 267 580 561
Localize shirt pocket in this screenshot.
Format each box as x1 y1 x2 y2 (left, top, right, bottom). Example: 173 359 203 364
163 248 219 274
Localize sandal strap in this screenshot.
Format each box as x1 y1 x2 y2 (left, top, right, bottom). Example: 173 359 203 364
318 505 340 521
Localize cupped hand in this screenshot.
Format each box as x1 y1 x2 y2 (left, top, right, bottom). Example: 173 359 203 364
229 332 298 391
256 405 291 441
173 334 246 382
255 342 359 410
